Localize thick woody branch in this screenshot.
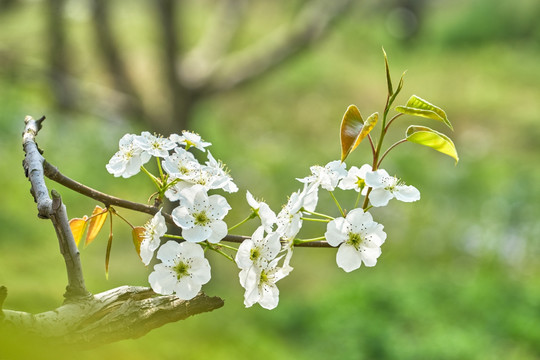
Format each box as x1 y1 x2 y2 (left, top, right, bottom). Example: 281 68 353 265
196 0 352 94
22 116 89 300
1 286 224 348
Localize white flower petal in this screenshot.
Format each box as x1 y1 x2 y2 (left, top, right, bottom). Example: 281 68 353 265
174 277 201 300
149 265 177 295
368 188 393 207
394 185 421 203
207 220 228 243
258 282 280 310
325 217 349 247
183 225 211 242
171 206 194 229
336 243 363 272
359 246 382 267
156 241 183 264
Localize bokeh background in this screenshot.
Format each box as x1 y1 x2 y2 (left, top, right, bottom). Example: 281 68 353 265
1 0 540 359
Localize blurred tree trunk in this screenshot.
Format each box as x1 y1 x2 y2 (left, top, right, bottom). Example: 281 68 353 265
47 0 353 133
46 0 76 110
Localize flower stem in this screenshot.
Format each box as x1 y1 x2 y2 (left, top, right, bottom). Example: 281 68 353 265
228 212 257 232
217 243 239 252
354 191 362 209
329 191 345 217
302 209 334 220
300 217 330 223
109 207 135 229
141 166 162 191
294 236 326 245
378 139 407 168
163 234 184 240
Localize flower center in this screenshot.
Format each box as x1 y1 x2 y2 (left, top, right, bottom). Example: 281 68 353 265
347 232 363 249
355 177 366 190
193 211 210 226
173 261 190 280
250 248 260 261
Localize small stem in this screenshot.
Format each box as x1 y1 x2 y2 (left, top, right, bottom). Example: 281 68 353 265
302 209 335 220
300 217 330 223
156 157 165 182
217 243 238 252
141 166 162 191
353 191 362 208
206 242 234 262
378 139 407 168
362 187 372 210
329 191 345 217
368 134 376 159
163 234 184 240
109 207 135 229
384 113 404 133
228 212 257 232
294 236 326 245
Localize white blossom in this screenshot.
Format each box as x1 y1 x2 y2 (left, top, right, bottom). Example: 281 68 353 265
325 208 386 272
148 241 211 300
297 160 348 191
170 131 211 152
365 169 420 207
162 147 201 180
135 131 176 158
204 152 238 193
239 257 291 310
338 164 372 193
236 226 281 270
106 134 151 178
140 210 167 266
246 191 277 233
171 185 231 243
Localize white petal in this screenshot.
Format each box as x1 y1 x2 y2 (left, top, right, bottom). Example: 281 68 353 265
324 218 349 247
336 243 363 272
368 188 393 207
208 194 231 219
236 240 255 269
183 225 211 243
207 220 228 243
359 246 382 267
365 169 390 188
174 277 201 300
394 185 421 203
188 258 211 284
140 240 156 266
156 241 182 264
171 206 194 229
149 265 177 295
258 282 280 310
346 208 372 226
246 190 258 209
178 242 205 259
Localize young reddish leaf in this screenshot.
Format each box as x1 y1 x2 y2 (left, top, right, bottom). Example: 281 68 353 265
105 230 113 280
85 206 108 247
69 216 88 247
340 105 364 162
132 226 145 260
352 112 378 151
406 125 459 163
396 95 453 130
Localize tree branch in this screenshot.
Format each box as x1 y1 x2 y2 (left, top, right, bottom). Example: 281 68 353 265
1 286 224 347
22 116 90 300
198 0 352 94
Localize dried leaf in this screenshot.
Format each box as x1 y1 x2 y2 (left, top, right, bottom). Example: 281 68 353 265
340 105 364 162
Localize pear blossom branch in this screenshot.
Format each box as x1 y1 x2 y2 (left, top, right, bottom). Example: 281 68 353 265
43 160 332 247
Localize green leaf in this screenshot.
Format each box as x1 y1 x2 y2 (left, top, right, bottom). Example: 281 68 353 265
383 47 393 95
406 125 459 163
340 105 364 162
396 95 453 130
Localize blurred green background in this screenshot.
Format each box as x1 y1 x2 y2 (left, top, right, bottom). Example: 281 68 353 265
1 0 540 359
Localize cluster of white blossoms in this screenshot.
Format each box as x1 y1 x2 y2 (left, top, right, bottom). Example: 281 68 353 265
107 133 420 309
107 131 236 300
